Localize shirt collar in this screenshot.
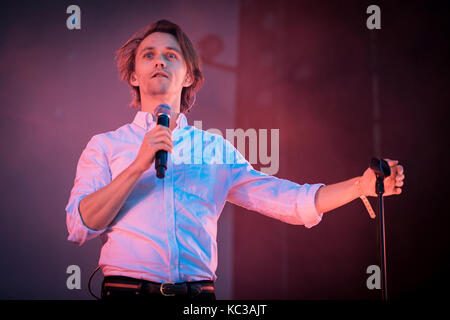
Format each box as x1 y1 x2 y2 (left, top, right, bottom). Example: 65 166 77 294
132 111 188 131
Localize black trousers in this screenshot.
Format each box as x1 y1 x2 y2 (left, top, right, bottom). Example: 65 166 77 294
101 276 216 301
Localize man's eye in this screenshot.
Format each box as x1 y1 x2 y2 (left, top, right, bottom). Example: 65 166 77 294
167 53 176 59
144 53 153 58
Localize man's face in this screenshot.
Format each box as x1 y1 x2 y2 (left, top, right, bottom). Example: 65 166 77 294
131 32 192 99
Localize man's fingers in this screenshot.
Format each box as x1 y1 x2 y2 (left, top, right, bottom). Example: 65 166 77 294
154 125 172 134
148 129 173 141
153 142 173 153
156 136 173 148
396 165 404 175
152 131 173 140
148 135 173 151
382 159 404 195
160 125 173 135
150 125 172 135
383 159 405 179
384 158 399 166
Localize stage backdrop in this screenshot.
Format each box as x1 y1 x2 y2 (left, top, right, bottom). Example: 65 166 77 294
0 0 448 300
233 0 450 299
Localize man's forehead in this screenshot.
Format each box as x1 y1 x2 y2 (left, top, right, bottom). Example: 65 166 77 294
138 32 181 53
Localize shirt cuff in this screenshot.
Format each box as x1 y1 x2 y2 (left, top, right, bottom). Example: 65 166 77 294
296 183 325 228
67 195 106 245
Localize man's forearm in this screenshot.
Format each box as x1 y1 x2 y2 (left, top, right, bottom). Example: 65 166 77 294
79 161 145 231
314 177 361 214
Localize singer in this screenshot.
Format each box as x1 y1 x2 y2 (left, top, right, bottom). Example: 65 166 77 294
65 19 405 301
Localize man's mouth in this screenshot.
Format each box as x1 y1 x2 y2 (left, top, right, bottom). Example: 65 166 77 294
152 72 169 78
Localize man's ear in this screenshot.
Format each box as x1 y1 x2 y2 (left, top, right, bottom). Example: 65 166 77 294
183 73 194 87
130 72 139 87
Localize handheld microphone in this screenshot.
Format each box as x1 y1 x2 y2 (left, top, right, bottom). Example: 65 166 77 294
154 104 171 179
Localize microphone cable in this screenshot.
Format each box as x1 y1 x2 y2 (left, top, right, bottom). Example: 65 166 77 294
88 265 101 300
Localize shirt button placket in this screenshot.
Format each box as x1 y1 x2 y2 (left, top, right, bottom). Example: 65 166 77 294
165 153 179 281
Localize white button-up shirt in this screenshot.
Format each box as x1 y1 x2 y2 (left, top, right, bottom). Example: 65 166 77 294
65 111 325 283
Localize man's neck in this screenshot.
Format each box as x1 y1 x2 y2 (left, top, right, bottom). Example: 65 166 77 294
140 95 181 131
140 94 181 114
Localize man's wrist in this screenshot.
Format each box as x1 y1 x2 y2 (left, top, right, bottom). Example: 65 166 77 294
354 176 364 197
354 176 376 219
129 161 146 176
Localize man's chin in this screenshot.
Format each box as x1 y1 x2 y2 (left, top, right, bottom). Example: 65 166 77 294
148 88 168 96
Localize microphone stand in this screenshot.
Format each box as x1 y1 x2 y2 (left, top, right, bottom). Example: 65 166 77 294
375 170 388 301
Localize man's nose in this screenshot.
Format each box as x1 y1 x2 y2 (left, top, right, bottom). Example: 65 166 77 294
155 53 166 68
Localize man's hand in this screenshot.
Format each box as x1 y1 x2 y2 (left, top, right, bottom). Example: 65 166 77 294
360 158 405 197
132 125 173 174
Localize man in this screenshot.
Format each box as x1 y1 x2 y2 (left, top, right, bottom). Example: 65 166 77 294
65 20 405 301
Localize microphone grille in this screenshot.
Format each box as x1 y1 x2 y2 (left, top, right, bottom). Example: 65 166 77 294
154 104 171 118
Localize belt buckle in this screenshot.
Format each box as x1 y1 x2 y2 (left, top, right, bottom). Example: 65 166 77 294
160 282 176 296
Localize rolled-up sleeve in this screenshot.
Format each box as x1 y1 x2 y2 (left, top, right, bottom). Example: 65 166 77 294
225 141 325 228
65 135 111 245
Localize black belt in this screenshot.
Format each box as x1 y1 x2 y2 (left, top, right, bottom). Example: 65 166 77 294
102 276 215 297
